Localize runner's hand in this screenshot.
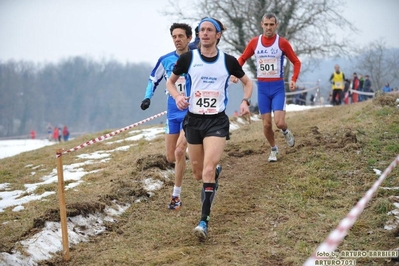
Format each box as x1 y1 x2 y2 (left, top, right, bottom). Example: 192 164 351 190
289 81 296 91
240 101 250 116
140 98 151 110
230 75 239 84
175 95 189 110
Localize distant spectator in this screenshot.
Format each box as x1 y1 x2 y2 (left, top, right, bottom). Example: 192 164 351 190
58 127 62 142
63 125 70 141
53 127 59 142
364 75 372 99
358 74 365 101
351 73 360 103
382 82 392 93
46 123 53 141
329 64 345 105
30 130 36 139
300 88 307 106
310 94 315 106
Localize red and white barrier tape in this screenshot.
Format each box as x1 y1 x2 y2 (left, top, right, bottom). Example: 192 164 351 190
349 89 375 96
56 111 167 158
304 154 399 266
286 85 319 96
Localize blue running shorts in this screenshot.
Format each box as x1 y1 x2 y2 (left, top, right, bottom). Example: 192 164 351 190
257 79 286 114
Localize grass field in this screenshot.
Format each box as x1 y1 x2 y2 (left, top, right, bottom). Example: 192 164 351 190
1 94 399 266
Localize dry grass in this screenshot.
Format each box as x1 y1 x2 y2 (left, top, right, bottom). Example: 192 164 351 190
1 94 399 265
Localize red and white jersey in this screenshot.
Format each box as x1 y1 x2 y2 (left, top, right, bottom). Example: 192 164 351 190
254 34 284 79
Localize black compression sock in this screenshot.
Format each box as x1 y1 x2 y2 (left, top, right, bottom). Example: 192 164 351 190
200 183 216 222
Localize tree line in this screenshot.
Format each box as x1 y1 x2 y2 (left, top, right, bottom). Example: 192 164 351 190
0 57 167 138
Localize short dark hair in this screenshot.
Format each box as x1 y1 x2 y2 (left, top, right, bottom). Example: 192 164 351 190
262 13 278 23
169 23 193 38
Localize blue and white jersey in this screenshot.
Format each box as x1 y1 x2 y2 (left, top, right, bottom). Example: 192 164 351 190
186 50 230 115
143 51 189 119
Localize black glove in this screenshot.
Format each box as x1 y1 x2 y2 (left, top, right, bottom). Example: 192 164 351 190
140 98 151 110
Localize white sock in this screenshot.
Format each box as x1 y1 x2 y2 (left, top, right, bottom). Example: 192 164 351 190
172 186 181 197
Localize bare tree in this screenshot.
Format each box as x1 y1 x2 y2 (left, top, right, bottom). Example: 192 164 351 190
163 0 356 82
355 40 399 91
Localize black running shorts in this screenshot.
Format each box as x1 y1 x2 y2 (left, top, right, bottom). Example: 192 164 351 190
183 111 230 144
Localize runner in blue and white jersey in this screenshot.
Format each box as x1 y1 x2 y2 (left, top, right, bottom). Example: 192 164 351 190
140 23 192 210
167 18 253 240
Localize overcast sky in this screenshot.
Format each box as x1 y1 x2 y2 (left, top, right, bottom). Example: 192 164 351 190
0 0 398 65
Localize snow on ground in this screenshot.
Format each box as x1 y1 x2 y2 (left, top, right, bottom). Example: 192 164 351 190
0 139 56 160
0 126 166 265
0 104 395 265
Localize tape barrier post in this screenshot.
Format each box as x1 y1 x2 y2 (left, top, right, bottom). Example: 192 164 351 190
54 111 167 261
56 148 70 261
304 154 399 266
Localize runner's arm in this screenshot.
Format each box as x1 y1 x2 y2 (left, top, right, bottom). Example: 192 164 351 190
239 74 253 115
237 37 257 66
280 38 301 82
143 59 167 99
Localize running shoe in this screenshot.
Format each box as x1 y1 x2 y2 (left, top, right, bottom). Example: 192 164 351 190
268 147 279 162
283 129 295 147
215 164 222 191
194 220 208 240
168 196 182 210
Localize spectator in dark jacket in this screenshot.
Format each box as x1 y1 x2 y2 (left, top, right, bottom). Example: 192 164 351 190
364 75 372 99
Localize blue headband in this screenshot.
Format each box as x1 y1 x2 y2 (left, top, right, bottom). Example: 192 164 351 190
199 18 221 33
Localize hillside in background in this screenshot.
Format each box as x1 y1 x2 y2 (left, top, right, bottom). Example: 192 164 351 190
0 93 398 265
1 49 398 139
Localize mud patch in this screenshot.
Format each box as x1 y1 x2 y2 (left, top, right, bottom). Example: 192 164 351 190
31 201 106 231
106 179 149 202
225 143 264 158
104 155 175 203
227 149 260 157
374 93 399 107
302 126 359 150
136 154 173 171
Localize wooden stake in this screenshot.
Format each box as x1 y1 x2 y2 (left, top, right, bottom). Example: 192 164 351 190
56 149 70 261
